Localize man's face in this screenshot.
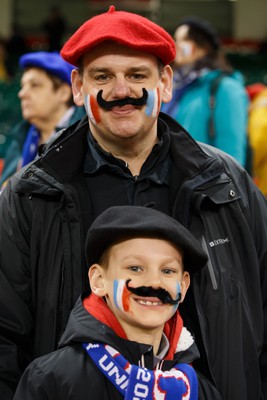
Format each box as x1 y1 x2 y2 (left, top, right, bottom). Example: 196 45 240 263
89 237 190 338
18 68 69 126
173 25 196 67
71 42 172 150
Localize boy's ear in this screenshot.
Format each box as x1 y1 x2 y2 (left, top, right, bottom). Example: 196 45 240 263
179 271 190 303
88 264 106 297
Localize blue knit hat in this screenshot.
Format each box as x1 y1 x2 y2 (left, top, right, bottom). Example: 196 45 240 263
19 51 74 85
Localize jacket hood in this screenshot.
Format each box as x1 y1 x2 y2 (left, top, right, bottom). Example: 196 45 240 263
58 294 157 365
58 293 198 365
196 68 246 85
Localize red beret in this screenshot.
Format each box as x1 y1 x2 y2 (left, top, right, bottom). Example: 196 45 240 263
60 5 175 66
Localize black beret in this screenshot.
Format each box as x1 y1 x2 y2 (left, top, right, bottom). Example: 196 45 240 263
85 206 208 273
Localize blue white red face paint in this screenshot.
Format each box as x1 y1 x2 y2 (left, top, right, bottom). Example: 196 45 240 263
113 279 131 312
113 279 181 313
145 88 161 117
84 87 161 124
84 89 101 125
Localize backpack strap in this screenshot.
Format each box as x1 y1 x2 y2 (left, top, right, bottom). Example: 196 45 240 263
208 72 229 142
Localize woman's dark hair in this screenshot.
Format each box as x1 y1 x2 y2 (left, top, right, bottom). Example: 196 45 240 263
177 16 233 73
24 66 74 107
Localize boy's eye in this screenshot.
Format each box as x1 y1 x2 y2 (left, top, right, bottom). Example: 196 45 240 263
162 268 176 275
128 266 142 272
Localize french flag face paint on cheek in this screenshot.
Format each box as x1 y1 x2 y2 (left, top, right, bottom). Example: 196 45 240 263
84 90 101 124
173 282 181 312
113 280 131 312
145 87 161 117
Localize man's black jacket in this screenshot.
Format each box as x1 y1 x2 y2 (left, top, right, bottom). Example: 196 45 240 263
0 113 266 399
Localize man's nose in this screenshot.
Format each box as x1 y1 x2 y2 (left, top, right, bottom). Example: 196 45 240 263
111 77 131 98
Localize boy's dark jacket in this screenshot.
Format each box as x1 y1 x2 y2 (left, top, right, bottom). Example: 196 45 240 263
13 293 222 399
0 113 267 399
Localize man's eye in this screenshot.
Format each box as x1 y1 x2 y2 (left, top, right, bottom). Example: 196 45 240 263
130 74 145 81
95 74 109 82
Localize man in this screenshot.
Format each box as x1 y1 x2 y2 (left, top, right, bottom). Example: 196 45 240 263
161 16 248 167
0 5 266 399
0 51 85 188
14 206 220 398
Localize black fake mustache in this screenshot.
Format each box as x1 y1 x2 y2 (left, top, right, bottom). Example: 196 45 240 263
97 88 148 110
126 279 181 305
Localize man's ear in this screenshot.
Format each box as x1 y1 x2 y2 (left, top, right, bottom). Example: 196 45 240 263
88 264 107 297
71 69 84 106
161 64 173 104
179 271 190 303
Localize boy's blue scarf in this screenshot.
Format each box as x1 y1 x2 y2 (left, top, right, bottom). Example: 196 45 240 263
82 342 198 399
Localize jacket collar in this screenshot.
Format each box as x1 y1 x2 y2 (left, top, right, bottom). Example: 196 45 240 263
58 293 153 366
42 113 214 181
59 293 197 368
13 113 231 202
82 293 184 360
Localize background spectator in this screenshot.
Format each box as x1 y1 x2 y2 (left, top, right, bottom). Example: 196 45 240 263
162 16 249 168
42 6 66 51
247 83 267 196
0 51 85 188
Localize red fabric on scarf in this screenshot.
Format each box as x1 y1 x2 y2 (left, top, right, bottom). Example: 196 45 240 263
83 293 128 339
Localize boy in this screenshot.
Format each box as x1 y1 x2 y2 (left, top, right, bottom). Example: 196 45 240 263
14 206 221 399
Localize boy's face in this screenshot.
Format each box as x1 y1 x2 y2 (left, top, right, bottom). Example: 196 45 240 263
89 237 190 339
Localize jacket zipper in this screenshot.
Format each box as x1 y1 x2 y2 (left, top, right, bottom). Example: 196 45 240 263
201 236 218 290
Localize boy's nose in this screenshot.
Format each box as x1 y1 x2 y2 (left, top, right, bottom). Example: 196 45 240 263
143 272 162 289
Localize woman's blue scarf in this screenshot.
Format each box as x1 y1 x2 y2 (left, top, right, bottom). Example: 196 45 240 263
20 125 40 168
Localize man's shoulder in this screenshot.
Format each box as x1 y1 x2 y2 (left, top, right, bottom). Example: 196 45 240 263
199 141 244 169
45 115 88 151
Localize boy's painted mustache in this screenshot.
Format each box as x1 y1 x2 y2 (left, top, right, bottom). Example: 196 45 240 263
97 88 148 110
126 279 181 305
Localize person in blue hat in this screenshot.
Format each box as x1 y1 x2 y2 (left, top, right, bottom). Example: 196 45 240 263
0 51 85 188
